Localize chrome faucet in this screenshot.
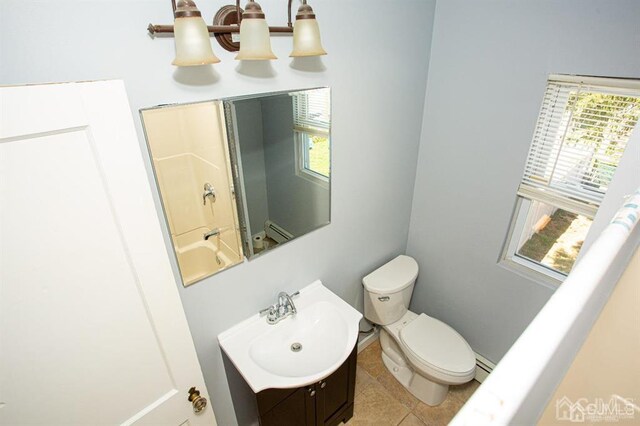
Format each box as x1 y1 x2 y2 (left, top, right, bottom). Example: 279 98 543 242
203 228 220 240
278 291 297 315
203 183 216 205
259 291 299 324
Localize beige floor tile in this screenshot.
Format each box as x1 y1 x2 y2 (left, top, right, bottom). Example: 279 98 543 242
449 380 480 405
350 338 478 426
376 368 420 410
412 396 461 426
355 366 377 396
357 340 387 378
346 380 410 426
398 413 426 426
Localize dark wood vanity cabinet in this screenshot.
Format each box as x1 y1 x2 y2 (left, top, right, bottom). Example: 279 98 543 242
256 345 357 426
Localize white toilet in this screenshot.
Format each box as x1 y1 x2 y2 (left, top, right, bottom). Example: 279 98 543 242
362 255 476 406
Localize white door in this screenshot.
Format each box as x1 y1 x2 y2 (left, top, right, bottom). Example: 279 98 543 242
0 81 217 425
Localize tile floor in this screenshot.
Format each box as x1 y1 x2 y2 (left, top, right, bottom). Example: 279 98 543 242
344 339 480 426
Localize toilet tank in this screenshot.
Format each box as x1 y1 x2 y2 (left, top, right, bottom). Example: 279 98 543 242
362 255 419 325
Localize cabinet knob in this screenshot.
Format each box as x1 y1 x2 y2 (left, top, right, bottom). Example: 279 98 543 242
320 381 326 389
308 387 316 397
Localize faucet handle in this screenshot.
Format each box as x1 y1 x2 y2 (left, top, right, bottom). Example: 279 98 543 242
203 183 216 205
259 304 279 324
258 304 278 319
259 304 277 316
290 291 300 298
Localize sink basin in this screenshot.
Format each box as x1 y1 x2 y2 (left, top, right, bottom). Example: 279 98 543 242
218 281 362 392
249 301 349 378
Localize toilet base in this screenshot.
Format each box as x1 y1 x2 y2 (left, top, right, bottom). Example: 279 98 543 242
380 329 449 406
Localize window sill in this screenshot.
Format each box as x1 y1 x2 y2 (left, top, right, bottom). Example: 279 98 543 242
295 168 329 189
498 257 563 291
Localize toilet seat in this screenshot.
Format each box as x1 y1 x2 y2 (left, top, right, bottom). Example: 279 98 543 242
399 314 476 384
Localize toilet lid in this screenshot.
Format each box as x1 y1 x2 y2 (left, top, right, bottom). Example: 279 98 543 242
362 255 419 294
399 314 475 375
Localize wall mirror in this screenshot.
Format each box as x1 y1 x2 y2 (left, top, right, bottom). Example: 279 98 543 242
140 88 331 285
223 87 331 258
141 101 245 286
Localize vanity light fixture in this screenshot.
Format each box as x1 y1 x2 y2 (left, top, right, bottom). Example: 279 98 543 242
172 0 221 66
235 1 277 60
148 0 327 65
290 1 326 57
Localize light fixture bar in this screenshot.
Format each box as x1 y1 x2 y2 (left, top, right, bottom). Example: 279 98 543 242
148 24 293 35
147 0 294 36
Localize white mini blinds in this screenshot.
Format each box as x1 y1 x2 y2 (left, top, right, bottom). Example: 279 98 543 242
518 76 640 217
293 88 331 135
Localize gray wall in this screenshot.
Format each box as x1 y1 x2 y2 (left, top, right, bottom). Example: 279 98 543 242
261 95 330 236
234 99 270 237
0 1 436 425
406 0 640 365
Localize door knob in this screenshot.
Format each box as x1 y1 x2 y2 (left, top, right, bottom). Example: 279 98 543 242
188 387 208 413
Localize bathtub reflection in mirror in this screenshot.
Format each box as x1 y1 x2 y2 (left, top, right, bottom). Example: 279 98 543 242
223 88 331 258
141 101 244 286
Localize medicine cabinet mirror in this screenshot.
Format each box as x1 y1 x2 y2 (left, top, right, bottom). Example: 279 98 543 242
141 101 245 286
223 87 331 258
140 88 331 285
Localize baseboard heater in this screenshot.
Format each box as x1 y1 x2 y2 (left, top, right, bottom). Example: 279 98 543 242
474 352 495 383
264 220 294 244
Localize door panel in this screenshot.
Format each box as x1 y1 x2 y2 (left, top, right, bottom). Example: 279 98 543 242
260 387 315 426
0 81 216 425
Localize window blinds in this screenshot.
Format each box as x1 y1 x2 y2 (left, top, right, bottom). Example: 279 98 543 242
292 88 330 135
518 77 640 217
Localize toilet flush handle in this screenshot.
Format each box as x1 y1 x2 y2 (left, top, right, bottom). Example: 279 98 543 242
378 296 390 302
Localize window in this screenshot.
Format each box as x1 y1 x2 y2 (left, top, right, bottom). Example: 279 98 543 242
502 75 640 284
293 89 330 185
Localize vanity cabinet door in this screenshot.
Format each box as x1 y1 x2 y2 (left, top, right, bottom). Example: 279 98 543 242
317 345 357 425
256 344 357 426
260 386 315 426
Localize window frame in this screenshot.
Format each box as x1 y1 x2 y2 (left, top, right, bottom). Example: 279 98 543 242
500 197 571 288
294 129 330 188
500 74 640 286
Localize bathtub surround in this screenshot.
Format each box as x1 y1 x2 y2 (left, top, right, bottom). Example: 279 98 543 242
142 101 244 284
538 240 640 424
407 0 640 366
0 1 436 424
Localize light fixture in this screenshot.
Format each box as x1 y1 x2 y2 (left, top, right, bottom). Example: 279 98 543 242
148 0 327 65
290 1 326 57
235 1 277 60
171 0 220 66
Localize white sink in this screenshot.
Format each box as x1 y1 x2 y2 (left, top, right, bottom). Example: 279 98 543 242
218 280 362 392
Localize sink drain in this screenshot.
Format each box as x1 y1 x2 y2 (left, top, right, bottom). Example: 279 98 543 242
290 342 302 352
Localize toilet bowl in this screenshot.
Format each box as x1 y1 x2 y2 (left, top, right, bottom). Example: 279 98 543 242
362 255 476 406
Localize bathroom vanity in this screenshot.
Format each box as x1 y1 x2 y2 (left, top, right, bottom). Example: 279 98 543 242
255 344 356 426
218 281 361 426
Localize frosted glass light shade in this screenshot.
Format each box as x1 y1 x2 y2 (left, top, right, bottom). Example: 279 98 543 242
172 17 220 66
290 18 326 57
235 18 277 60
